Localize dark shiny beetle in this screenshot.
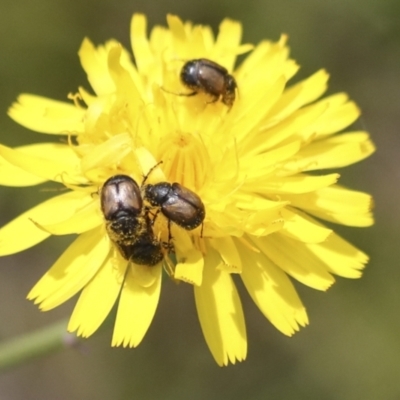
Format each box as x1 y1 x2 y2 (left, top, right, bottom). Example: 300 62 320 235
180 58 237 107
100 175 163 266
143 182 205 231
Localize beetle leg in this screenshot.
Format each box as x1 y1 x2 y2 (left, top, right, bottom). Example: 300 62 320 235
148 208 161 225
167 219 173 245
205 94 220 104
161 86 198 97
176 91 198 97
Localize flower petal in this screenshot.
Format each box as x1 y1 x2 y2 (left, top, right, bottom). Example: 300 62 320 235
267 69 329 123
253 233 335 290
0 155 46 186
241 140 301 177
112 264 162 347
255 99 328 151
8 94 85 134
261 173 339 194
213 19 244 70
280 209 332 243
300 94 360 138
27 227 109 309
130 261 162 288
37 198 102 235
233 76 287 146
239 239 308 335
285 131 375 172
67 251 127 337
210 236 242 273
167 14 189 56
78 38 116 96
107 45 143 108
80 133 133 174
194 248 247 366
0 143 86 184
306 231 368 279
0 191 91 256
282 185 374 227
174 228 204 286
131 14 155 74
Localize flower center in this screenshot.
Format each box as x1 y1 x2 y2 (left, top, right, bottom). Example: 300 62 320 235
157 130 211 192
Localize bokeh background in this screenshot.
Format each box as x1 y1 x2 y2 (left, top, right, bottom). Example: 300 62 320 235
0 0 399 399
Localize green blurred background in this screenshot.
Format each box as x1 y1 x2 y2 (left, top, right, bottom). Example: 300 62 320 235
0 0 399 399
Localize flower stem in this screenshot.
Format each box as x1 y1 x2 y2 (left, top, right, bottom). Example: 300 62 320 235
0 319 77 372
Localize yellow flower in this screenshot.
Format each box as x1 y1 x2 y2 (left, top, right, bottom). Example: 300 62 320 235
0 14 374 366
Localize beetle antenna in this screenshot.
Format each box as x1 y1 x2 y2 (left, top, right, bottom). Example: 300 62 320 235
142 161 164 186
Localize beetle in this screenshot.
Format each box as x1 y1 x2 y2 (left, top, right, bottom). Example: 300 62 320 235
143 182 205 234
100 175 164 266
116 212 164 266
179 58 237 107
100 175 142 243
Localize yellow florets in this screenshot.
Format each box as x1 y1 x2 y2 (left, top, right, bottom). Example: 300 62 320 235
0 13 375 366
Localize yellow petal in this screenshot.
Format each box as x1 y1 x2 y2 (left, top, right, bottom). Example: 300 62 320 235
252 233 335 290
78 38 116 96
233 77 287 146
213 19 244 70
167 14 188 56
112 264 162 347
260 173 339 194
0 191 90 256
306 232 368 278
255 99 328 151
280 209 332 243
236 39 296 88
37 198 101 235
285 131 376 172
28 228 109 309
0 156 46 186
267 69 329 123
174 228 204 286
0 143 86 184
241 140 301 177
131 14 154 74
0 142 82 186
300 94 360 138
80 133 133 174
282 185 374 227
67 252 127 337
8 94 85 134
107 45 142 108
209 236 242 273
130 261 162 288
194 248 247 366
239 239 308 335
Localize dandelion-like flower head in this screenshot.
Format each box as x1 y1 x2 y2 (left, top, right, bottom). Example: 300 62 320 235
0 14 374 365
